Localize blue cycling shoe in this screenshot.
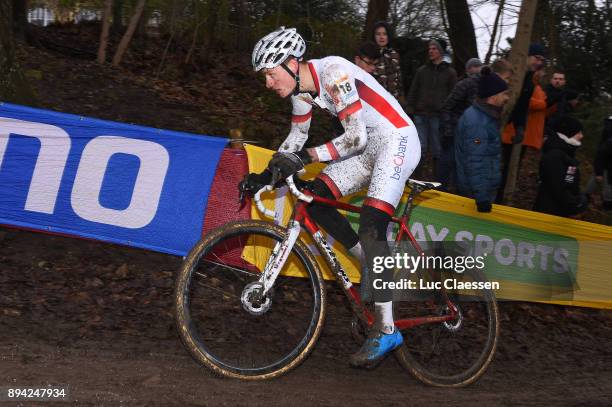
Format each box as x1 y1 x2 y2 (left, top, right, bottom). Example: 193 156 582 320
350 328 403 367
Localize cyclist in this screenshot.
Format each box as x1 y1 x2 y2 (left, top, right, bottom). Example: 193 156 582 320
241 27 421 366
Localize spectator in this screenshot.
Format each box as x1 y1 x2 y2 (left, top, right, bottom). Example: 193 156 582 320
490 58 514 82
548 70 566 90
354 41 380 74
501 69 548 154
586 116 612 210
406 38 457 180
438 58 483 191
455 67 509 213
371 21 403 101
544 69 566 114
497 43 547 203
534 117 588 217
545 70 579 127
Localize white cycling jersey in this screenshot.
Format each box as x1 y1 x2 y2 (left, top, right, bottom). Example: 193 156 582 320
279 56 421 215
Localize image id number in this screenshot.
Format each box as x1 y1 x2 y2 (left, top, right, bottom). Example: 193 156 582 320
2 386 69 401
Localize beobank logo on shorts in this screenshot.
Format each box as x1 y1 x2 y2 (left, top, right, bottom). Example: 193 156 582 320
390 134 409 180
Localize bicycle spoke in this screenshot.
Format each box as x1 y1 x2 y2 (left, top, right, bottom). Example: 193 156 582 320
193 279 241 300
175 222 324 378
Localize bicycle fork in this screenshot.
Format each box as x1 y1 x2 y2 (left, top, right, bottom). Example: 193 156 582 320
259 220 301 296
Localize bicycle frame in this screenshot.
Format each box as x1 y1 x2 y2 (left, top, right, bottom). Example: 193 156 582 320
257 178 459 332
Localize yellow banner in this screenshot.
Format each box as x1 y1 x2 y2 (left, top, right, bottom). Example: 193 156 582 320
244 144 612 309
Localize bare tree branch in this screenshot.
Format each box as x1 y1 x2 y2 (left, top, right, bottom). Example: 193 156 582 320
97 0 113 64
485 0 505 64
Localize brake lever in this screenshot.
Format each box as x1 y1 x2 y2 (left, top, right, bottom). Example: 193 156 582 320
270 167 282 186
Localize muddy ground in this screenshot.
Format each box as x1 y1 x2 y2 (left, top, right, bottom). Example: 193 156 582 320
1 227 611 406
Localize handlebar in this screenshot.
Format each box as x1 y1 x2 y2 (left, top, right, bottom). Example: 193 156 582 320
253 175 313 220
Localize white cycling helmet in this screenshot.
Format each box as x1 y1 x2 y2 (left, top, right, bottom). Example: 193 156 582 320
252 27 306 72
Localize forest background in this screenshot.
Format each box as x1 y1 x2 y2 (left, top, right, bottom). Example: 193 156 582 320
1 0 611 222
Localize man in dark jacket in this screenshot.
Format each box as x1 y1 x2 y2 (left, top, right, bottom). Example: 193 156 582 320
438 58 483 191
455 67 509 213
406 39 457 179
544 70 566 110
534 117 588 217
544 69 579 128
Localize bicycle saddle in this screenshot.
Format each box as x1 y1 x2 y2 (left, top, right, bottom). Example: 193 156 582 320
406 178 442 190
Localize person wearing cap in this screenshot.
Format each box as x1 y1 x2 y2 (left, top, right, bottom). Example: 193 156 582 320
455 67 509 213
406 38 457 180
497 43 548 203
534 116 588 217
438 57 483 191
371 21 403 101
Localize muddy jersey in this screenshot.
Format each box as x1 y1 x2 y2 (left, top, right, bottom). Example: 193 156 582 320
279 56 421 213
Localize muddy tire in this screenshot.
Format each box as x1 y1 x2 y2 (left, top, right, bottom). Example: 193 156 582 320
393 266 499 387
174 220 326 380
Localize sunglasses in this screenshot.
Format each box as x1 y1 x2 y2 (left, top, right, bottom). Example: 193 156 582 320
359 56 379 67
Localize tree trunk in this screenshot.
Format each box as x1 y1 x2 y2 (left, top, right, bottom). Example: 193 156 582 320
112 0 146 67
0 2 35 105
485 0 505 64
12 0 29 43
275 0 283 27
185 18 206 66
439 0 449 35
97 0 113 64
363 0 390 41
531 0 548 42
200 0 220 66
136 7 151 39
443 0 478 77
583 0 597 96
547 2 559 66
112 0 124 35
235 0 248 51
501 0 539 205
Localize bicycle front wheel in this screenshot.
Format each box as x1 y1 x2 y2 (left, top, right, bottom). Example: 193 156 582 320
174 220 326 380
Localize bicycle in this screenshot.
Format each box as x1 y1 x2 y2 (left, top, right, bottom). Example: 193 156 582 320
174 175 500 387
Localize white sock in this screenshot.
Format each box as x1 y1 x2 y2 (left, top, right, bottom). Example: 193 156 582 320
375 301 394 334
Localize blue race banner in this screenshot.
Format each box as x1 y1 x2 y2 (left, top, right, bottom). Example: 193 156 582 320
0 103 227 255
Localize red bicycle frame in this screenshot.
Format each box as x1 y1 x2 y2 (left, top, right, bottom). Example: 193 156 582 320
290 184 459 331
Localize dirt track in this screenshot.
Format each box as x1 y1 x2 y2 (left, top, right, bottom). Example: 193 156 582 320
1 227 611 406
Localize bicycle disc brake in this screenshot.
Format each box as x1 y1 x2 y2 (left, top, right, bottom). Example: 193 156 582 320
241 282 272 316
441 304 463 332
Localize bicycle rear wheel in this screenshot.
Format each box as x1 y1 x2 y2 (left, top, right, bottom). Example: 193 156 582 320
392 243 499 387
174 220 326 380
